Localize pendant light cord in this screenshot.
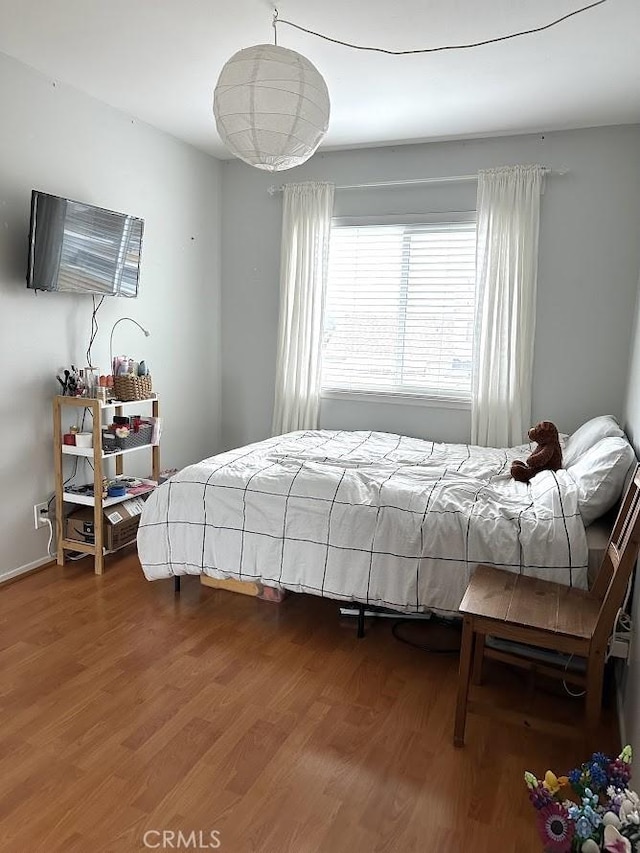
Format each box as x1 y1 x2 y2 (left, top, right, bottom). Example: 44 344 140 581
273 0 609 56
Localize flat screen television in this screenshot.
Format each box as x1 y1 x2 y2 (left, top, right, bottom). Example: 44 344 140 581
27 190 144 297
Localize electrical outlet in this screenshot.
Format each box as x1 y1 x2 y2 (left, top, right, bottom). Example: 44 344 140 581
33 502 49 530
609 636 631 661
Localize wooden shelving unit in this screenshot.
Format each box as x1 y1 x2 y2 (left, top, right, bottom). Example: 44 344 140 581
53 395 160 575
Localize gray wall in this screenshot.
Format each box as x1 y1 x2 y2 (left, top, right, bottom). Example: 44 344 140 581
622 270 640 760
220 125 640 451
0 52 222 580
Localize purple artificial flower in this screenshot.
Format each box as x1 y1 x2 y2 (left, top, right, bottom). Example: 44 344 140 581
590 761 609 791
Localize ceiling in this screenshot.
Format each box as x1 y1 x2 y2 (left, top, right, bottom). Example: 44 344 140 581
0 0 638 160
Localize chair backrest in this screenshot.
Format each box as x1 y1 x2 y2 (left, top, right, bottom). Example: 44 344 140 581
592 463 640 646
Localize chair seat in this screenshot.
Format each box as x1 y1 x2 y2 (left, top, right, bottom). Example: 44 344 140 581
459 565 601 640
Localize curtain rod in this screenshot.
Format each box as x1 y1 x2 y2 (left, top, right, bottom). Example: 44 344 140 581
267 168 568 195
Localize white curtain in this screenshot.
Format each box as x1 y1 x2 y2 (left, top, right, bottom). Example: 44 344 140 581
471 165 546 448
272 181 335 435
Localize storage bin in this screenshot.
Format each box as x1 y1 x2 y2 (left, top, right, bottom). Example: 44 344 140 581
102 424 153 452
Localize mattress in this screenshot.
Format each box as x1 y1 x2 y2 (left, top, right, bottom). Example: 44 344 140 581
137 430 589 613
585 510 615 587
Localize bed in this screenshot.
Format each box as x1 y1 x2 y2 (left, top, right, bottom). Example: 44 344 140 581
137 418 636 613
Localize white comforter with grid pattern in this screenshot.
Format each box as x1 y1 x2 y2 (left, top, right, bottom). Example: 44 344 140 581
138 430 588 612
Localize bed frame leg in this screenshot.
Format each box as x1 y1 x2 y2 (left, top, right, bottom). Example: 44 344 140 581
174 576 181 594
357 603 365 639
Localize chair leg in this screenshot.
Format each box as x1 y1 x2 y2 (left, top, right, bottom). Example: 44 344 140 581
603 658 615 709
472 632 486 685
454 616 475 748
585 649 606 745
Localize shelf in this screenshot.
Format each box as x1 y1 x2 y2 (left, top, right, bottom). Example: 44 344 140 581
61 538 95 555
56 395 157 409
61 538 138 557
62 442 157 459
63 480 157 507
61 445 96 457
54 393 159 576
100 397 156 409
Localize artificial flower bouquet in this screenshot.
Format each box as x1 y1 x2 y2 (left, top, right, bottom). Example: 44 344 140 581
525 746 639 852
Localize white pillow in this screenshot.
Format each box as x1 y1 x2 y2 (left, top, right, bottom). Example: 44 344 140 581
567 436 636 525
563 415 624 467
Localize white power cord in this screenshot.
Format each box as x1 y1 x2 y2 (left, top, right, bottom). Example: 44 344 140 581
45 515 91 563
44 517 54 557
563 655 586 698
618 611 633 632
606 605 633 663
605 575 634 663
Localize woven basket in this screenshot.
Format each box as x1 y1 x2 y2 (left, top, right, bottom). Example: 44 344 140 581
113 374 153 402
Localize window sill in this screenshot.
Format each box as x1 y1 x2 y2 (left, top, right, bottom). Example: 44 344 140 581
320 389 471 410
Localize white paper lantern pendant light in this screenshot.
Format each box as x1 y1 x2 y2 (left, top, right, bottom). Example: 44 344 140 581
213 2 607 172
213 13 330 173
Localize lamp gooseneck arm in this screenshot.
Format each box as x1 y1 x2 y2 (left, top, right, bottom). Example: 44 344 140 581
109 317 151 376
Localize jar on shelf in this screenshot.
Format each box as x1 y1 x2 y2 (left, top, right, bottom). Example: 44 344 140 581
83 367 99 398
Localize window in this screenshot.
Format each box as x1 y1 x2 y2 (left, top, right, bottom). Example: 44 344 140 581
321 216 477 403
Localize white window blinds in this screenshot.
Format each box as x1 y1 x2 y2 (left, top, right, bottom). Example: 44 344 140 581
321 218 477 402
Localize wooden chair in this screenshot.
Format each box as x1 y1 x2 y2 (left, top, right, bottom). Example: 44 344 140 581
454 464 640 747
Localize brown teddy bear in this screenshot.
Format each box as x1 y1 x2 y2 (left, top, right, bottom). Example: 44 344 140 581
510 420 563 483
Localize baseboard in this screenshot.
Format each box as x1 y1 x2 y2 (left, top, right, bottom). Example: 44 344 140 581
0 555 54 585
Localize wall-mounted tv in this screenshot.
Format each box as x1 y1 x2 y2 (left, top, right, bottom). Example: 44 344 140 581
27 190 144 297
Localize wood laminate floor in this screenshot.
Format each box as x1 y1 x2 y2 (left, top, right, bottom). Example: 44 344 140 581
0 552 620 853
